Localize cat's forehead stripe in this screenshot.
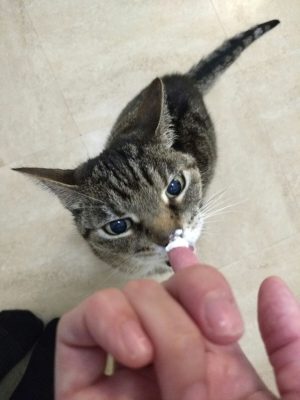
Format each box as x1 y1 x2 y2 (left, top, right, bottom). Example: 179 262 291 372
99 150 141 188
139 164 154 186
96 148 164 195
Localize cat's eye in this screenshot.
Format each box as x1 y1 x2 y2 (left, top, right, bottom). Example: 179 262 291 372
166 174 185 198
103 218 132 235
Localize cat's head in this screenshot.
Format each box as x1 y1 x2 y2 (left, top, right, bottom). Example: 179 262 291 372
14 79 205 276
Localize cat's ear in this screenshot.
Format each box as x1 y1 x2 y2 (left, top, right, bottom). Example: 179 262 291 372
12 167 82 211
136 78 174 147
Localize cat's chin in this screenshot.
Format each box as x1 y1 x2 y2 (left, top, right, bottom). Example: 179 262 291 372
115 257 172 278
136 258 172 277
125 225 203 277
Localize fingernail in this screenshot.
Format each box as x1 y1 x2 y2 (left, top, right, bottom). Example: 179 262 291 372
203 291 243 338
167 247 199 272
182 382 207 400
120 320 152 359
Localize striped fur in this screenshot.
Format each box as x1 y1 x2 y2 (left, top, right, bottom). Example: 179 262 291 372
14 20 280 276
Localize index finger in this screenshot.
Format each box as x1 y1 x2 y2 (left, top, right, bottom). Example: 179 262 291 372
165 247 244 344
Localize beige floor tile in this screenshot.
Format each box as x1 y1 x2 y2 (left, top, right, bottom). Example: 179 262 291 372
1 137 87 232
0 216 125 317
0 0 80 166
269 109 300 200
276 0 300 55
243 53 300 119
0 198 127 319
241 52 300 204
199 66 300 267
25 0 226 134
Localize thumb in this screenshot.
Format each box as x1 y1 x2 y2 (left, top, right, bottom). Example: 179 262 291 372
258 276 300 400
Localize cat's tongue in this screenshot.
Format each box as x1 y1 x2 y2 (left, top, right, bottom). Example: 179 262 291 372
167 246 199 272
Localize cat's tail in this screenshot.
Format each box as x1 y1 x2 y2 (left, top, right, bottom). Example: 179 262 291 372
188 19 280 94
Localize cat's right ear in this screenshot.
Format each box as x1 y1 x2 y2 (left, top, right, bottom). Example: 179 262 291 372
135 78 174 147
12 167 82 211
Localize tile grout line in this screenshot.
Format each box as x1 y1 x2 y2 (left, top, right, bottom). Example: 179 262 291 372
209 0 229 38
23 2 87 159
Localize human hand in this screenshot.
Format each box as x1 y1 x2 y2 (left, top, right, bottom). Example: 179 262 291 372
55 251 300 399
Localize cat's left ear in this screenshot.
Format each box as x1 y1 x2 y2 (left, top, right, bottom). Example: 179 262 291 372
12 167 82 211
137 78 174 147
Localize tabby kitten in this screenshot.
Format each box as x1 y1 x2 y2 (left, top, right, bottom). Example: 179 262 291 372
14 20 279 276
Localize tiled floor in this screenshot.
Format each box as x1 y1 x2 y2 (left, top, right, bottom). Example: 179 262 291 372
1 0 299 396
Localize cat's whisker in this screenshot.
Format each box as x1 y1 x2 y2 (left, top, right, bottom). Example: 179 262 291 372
101 267 120 285
74 206 105 210
120 255 143 276
200 198 247 236
200 198 231 216
200 189 233 215
201 199 247 220
201 219 227 237
203 215 231 223
203 208 238 220
202 219 232 233
203 212 235 223
203 186 229 206
128 263 143 276
204 185 232 202
199 222 217 240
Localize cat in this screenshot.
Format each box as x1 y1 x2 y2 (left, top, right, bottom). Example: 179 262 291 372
14 20 280 276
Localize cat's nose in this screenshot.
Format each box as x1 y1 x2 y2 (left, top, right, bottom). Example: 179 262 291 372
147 208 182 246
152 234 170 247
